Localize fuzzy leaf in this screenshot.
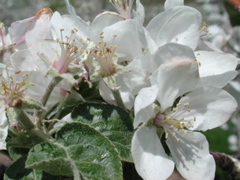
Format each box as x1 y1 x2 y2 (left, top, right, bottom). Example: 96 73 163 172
71 103 134 162
4 156 61 180
26 122 123 180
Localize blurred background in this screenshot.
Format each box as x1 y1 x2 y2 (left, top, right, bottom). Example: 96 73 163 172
0 0 228 26
1 0 240 179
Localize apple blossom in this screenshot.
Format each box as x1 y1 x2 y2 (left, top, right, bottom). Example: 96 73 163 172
8 8 53 50
132 58 237 180
0 66 39 149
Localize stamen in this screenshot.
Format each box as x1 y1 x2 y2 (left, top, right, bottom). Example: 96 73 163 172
53 29 81 73
0 69 33 107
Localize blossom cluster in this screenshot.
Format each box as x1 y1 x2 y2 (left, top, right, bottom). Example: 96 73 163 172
0 0 239 179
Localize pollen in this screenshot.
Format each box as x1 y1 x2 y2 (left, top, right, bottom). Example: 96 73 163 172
0 69 34 107
153 102 196 143
90 32 118 78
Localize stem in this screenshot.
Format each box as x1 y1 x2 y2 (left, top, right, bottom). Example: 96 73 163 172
111 88 126 110
7 127 18 138
8 108 51 144
14 108 35 131
29 128 51 142
41 76 63 107
37 76 62 125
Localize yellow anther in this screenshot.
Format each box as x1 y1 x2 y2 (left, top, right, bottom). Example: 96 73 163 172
165 132 169 139
172 107 178 112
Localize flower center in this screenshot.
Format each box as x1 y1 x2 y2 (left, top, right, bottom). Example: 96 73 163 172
154 102 196 142
0 69 34 107
53 29 80 74
91 32 118 78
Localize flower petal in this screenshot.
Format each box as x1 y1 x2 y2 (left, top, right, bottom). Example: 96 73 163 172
0 108 8 150
134 85 159 128
51 12 90 41
198 71 238 88
134 0 145 24
132 125 174 180
146 6 202 50
148 43 196 73
91 11 124 40
195 51 238 87
166 130 215 180
174 87 237 131
123 55 150 95
151 58 199 112
102 19 142 61
10 47 50 74
164 0 184 10
8 9 52 49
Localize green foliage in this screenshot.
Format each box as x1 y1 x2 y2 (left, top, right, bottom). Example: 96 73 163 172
25 122 123 179
4 156 61 180
202 121 236 180
71 103 134 162
8 147 29 161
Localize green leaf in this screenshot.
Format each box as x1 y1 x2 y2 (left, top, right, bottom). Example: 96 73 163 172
8 147 29 161
76 81 103 102
26 122 123 180
71 103 134 162
4 156 61 180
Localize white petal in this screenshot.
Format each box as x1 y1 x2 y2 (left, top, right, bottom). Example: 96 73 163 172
99 81 116 106
164 0 184 10
0 108 8 150
123 55 150 95
64 0 77 16
116 75 135 110
148 43 196 73
51 12 90 41
134 86 159 128
102 19 142 61
166 130 215 180
175 87 237 131
195 51 238 86
152 59 199 112
136 23 158 54
54 113 73 128
132 126 174 180
10 48 49 74
146 6 202 50
25 12 52 48
8 9 52 49
198 71 238 88
91 11 124 40
133 0 145 24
